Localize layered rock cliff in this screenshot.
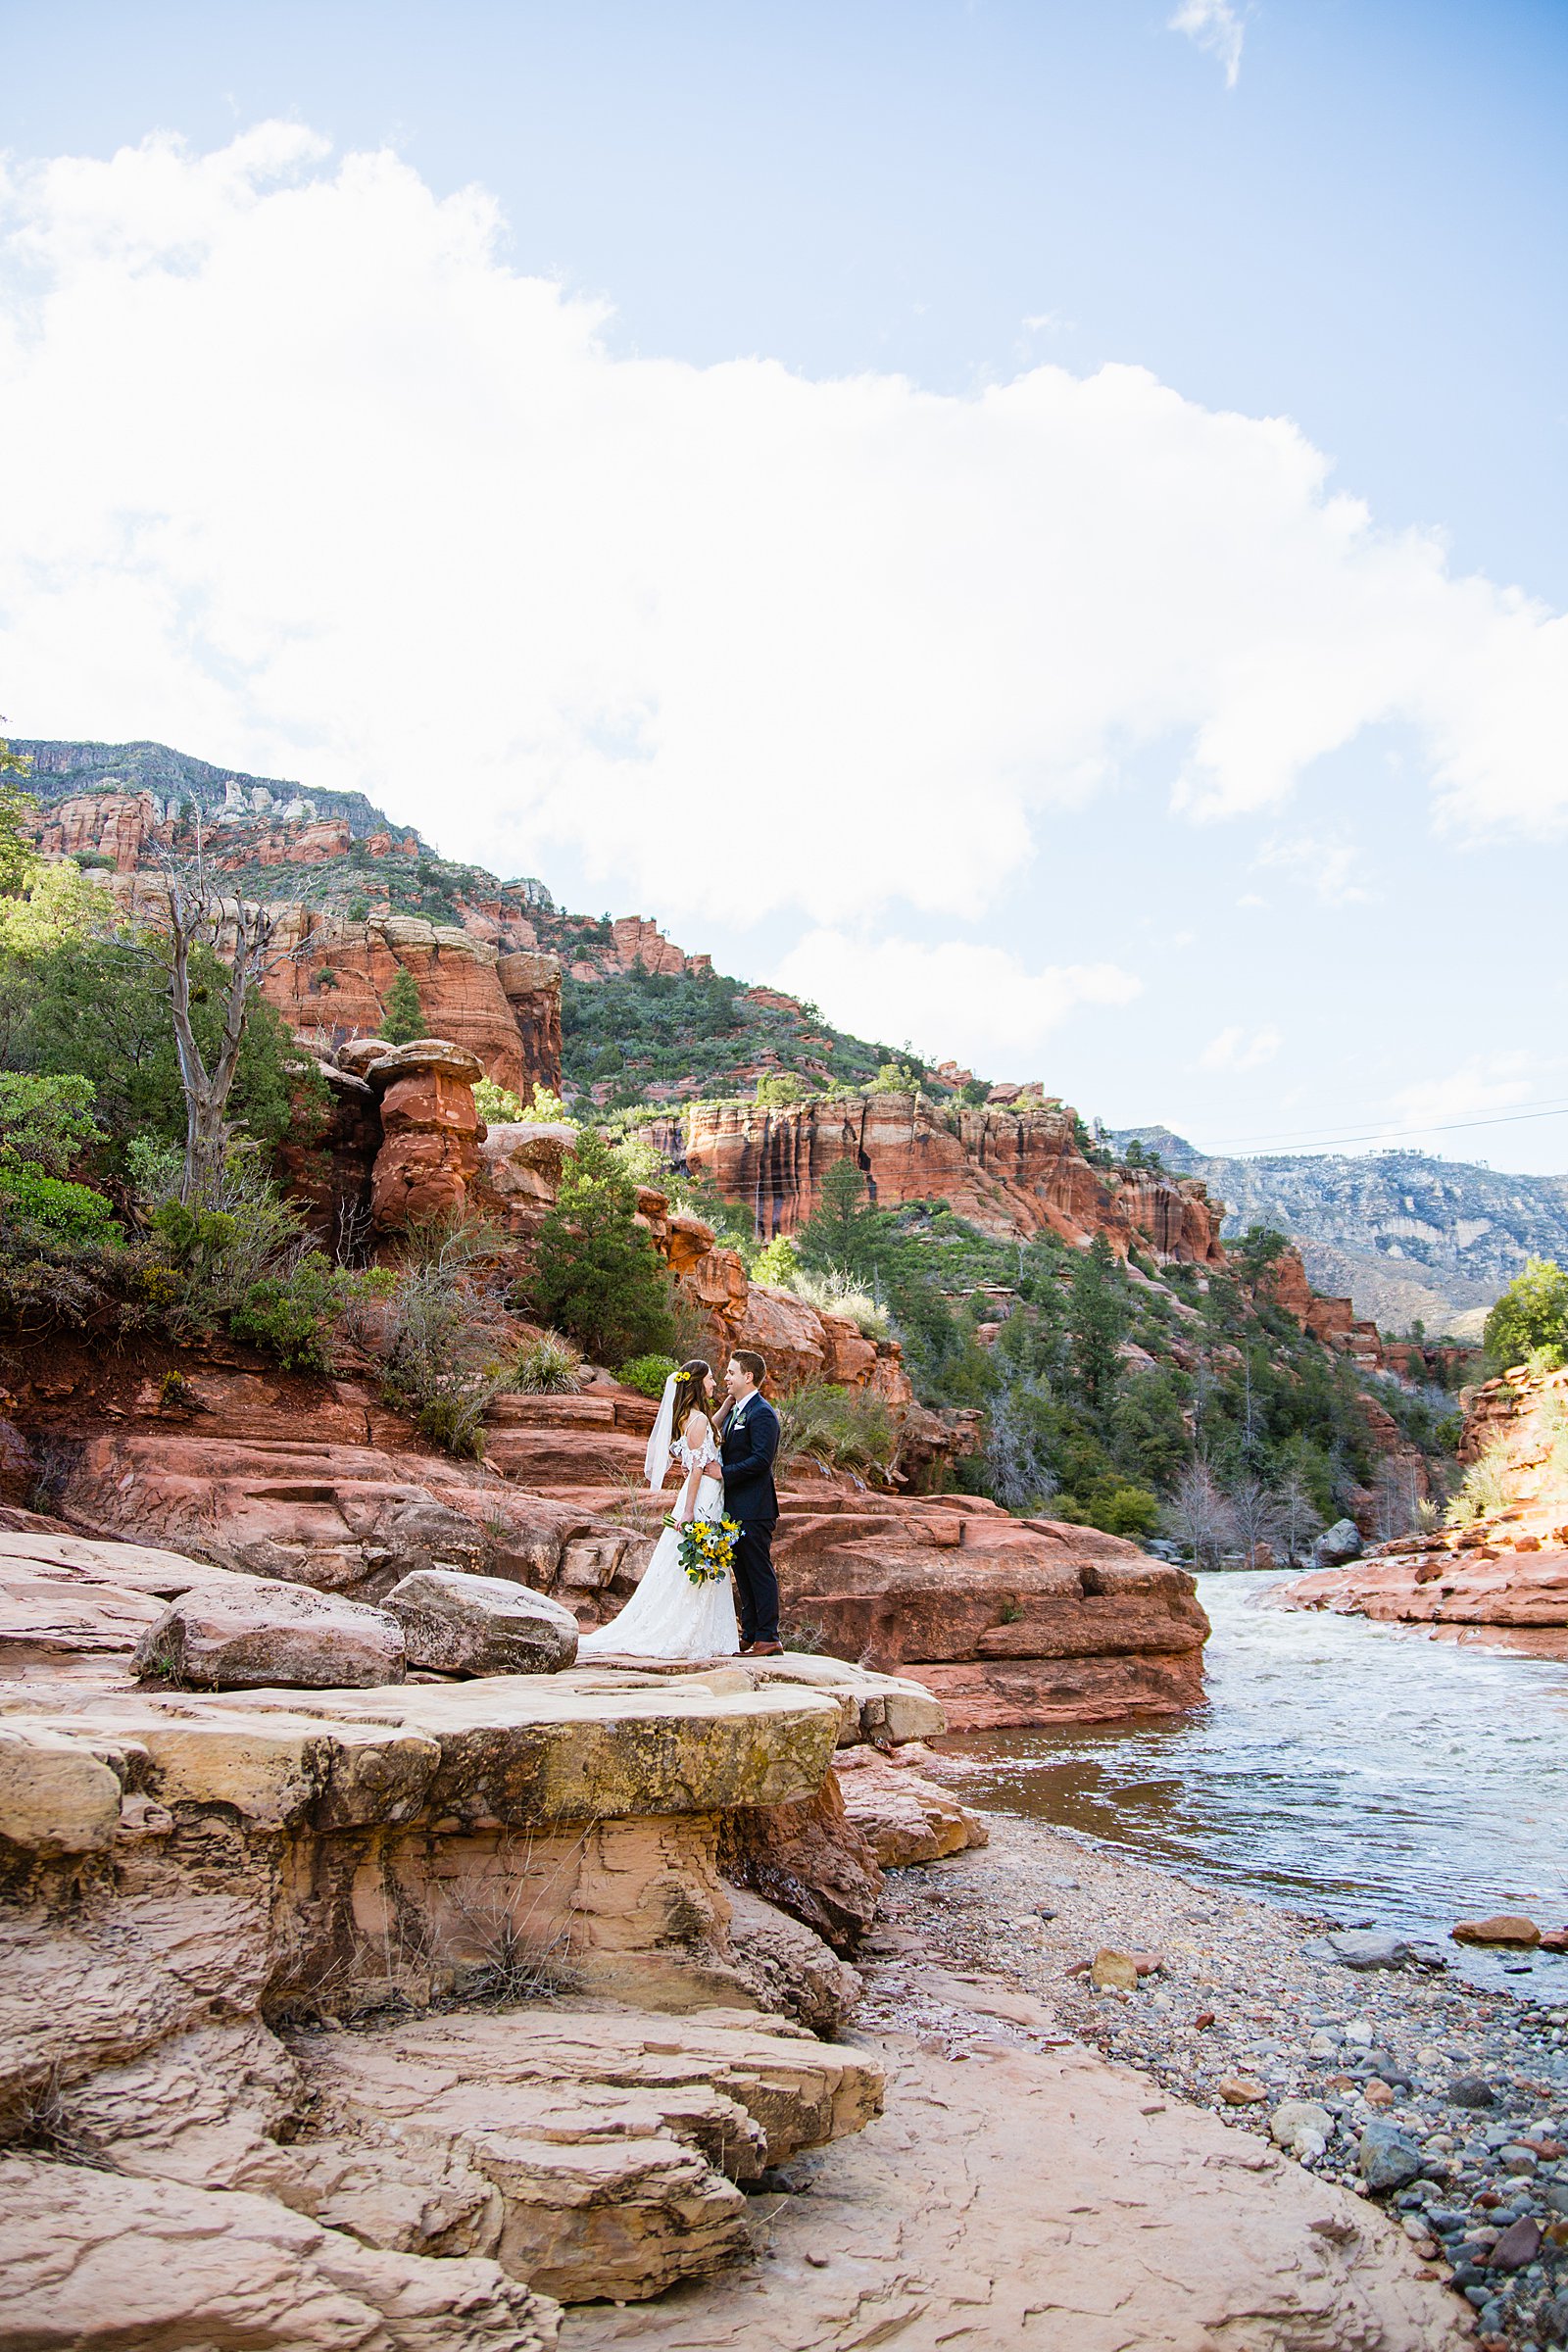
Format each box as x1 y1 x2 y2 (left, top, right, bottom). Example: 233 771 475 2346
677 1093 1227 1256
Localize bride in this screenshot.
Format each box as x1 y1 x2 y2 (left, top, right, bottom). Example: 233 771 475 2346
577 1359 740 1660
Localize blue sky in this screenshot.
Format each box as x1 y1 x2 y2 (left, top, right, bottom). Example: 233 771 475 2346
3 1 1567 1165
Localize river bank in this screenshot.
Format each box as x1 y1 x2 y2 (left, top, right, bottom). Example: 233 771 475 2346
564 1803 1478 2351
866 1805 1568 2351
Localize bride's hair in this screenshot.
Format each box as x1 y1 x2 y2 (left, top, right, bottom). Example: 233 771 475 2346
670 1358 713 1436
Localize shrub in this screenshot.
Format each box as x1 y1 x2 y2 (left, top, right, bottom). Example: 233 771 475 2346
1087 1483 1162 1540
0 1072 102 1175
755 1072 809 1106
380 968 425 1045
347 896 371 922
376 1222 514 1457
512 1334 581 1394
0 1164 119 1243
1445 1446 1509 1528
228 1255 366 1371
787 1264 891 1341
473 1078 578 1128
529 1126 676 1366
776 1381 897 1481
752 1235 801 1288
617 1351 679 1398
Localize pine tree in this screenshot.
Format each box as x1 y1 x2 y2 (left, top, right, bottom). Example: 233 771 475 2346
380 967 425 1045
530 1126 676 1365
1066 1231 1131 1411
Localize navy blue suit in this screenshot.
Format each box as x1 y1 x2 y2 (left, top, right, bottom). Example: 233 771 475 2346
720 1393 781 1644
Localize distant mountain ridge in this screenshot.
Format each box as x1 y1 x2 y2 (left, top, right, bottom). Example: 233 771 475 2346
13 737 413 846
1111 1127 1568 1336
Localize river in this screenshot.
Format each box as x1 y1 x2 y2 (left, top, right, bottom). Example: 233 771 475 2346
941 1570 1568 2002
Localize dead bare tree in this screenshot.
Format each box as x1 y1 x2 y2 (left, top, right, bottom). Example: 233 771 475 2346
141 816 303 1203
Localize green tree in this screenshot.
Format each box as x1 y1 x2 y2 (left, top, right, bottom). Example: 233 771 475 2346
0 732 35 896
1232 1224 1290 1283
12 934 316 1171
1066 1232 1130 1411
1484 1256 1568 1372
797 1154 896 1281
0 1072 101 1174
530 1126 677 1365
381 968 425 1045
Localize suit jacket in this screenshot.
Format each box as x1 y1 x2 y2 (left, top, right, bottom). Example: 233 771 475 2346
719 1393 780 1524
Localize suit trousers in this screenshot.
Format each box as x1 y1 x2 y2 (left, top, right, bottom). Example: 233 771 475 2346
733 1519 779 1646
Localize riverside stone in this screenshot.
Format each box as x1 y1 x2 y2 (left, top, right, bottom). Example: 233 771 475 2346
385 1568 579 1675
1452 1915 1542 1947
831 1746 988 1867
1358 2123 1426 2190
131 1579 406 1689
1315 1518 1364 1567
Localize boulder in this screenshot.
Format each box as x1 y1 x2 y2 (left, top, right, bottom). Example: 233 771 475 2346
1314 1518 1363 1567
832 1747 988 1867
1271 2099 1333 2154
723 1886 864 2035
1304 1929 1446 1973
385 1567 579 1675
362 1037 486 1090
132 1581 406 1689
1451 1913 1540 1946
717 1771 882 1954
1357 2121 1425 2190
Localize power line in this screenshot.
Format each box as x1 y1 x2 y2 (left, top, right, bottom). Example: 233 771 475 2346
1190 1099 1568 1157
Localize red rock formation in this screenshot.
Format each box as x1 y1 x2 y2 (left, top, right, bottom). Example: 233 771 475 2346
681 1094 1225 1258
366 1041 486 1230
32 791 160 873
1257 1247 1386 1367
265 915 562 1097
1285 1364 1568 1653
603 915 712 980
496 950 564 1086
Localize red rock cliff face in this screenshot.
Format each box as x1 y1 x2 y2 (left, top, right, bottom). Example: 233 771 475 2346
264 914 562 1099
34 791 161 873
1259 1247 1385 1367
681 1094 1225 1259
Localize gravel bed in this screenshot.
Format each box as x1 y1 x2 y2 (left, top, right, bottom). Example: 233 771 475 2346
864 1809 1568 2351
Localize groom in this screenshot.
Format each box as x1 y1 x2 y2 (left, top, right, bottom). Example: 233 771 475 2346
720 1350 782 1656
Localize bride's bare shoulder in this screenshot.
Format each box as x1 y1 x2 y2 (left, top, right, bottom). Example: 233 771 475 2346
683 1406 712 1443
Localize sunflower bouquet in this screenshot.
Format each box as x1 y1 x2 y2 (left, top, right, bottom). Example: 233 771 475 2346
664 1512 741 1587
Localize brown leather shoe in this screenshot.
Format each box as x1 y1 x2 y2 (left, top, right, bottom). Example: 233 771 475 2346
748 1640 784 1656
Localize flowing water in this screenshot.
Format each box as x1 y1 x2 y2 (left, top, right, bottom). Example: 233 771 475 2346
940 1572 1568 2001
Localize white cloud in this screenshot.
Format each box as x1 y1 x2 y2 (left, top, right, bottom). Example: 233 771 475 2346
772 932 1142 1067
1 126 1566 938
1199 1024 1281 1072
1386 1054 1541 1134
1169 1 1247 90
1257 831 1375 906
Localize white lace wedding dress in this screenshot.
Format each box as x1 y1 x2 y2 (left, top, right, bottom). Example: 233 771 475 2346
577 1426 740 1661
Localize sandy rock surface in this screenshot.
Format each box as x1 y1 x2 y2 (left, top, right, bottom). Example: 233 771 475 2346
0 2150 563 2351
564 1989 1466 2351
